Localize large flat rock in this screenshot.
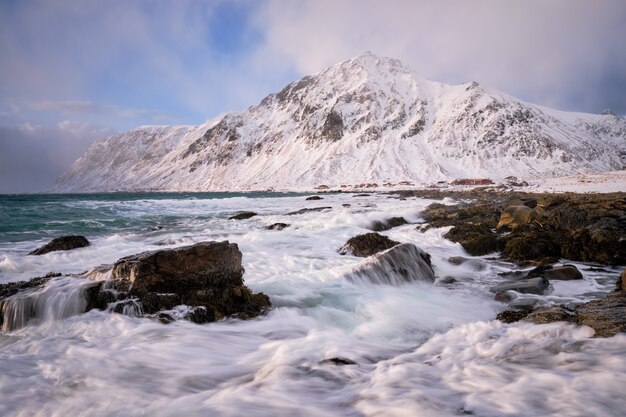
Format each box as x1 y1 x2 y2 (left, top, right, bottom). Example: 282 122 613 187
112 241 244 294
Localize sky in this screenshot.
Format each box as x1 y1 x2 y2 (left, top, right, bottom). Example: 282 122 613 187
1 0 625 193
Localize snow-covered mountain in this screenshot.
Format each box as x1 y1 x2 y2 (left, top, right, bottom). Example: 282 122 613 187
56 52 626 192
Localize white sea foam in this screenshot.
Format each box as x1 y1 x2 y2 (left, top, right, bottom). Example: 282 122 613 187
0 192 622 416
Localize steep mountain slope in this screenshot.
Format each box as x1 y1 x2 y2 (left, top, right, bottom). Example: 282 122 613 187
56 52 626 192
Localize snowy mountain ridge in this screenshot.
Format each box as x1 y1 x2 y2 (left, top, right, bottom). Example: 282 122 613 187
56 52 626 192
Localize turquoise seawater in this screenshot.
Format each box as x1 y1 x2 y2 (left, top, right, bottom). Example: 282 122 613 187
0 192 305 244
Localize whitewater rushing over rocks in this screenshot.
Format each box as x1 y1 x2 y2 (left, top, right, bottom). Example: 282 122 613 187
0 191 625 417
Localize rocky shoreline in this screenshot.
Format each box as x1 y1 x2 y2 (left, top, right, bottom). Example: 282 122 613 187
398 188 625 337
1 189 624 338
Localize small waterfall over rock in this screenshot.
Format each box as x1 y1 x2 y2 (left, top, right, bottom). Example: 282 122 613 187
2 277 89 331
0 266 112 332
344 243 435 286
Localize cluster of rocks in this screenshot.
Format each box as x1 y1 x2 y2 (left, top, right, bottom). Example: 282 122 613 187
338 216 434 285
413 189 625 337
418 191 625 265
1 240 270 328
86 241 270 323
491 264 583 300
497 269 626 338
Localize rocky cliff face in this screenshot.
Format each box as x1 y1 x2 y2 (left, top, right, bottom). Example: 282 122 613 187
56 52 626 192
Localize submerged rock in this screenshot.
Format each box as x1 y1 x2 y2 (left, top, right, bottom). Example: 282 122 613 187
228 211 257 220
28 236 90 255
490 277 550 296
287 207 332 215
266 223 289 230
369 216 408 232
338 232 400 257
345 243 435 286
320 357 357 366
526 264 583 281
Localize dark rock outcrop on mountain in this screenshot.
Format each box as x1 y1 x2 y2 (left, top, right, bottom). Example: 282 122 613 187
86 241 270 322
344 243 434 286
339 232 400 257
28 236 90 255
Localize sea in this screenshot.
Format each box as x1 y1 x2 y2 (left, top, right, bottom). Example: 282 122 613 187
0 192 624 417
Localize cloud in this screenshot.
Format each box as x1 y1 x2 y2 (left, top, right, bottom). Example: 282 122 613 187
255 0 626 114
0 0 286 126
0 122 116 193
27 100 180 122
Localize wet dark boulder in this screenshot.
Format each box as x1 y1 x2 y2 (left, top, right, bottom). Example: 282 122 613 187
524 306 576 325
420 202 502 256
112 241 245 294
306 196 323 201
558 220 626 265
501 225 561 262
526 264 583 281
574 292 626 337
344 243 435 286
444 224 500 256
287 207 332 215
521 292 626 338
370 216 408 232
266 223 289 231
490 277 550 296
338 232 400 257
93 241 270 323
28 236 90 255
541 196 626 265
421 203 501 229
228 212 257 220
496 310 531 323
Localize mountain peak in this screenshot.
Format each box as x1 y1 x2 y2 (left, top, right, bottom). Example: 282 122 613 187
56 54 626 192
344 51 411 73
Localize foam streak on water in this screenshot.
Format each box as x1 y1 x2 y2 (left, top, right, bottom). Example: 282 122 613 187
0 192 624 416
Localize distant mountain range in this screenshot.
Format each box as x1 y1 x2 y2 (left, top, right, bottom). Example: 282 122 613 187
56 52 626 191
